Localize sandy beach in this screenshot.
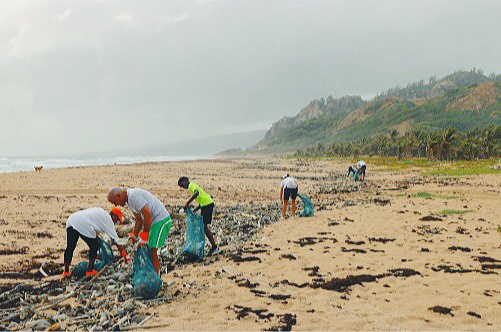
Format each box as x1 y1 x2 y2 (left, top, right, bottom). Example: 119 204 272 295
0 158 500 330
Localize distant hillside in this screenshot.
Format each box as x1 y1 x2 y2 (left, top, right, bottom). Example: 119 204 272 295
253 69 501 153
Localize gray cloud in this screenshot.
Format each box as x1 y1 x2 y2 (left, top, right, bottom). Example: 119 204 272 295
0 0 499 156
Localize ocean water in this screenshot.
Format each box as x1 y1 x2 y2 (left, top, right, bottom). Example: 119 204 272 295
0 155 204 174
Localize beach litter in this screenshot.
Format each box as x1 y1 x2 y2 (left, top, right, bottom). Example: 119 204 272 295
180 209 205 261
0 202 283 330
132 247 163 299
72 238 114 278
298 194 314 217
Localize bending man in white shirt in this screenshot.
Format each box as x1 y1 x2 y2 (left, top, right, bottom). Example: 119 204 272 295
107 187 172 274
64 207 128 278
356 160 367 181
280 174 298 218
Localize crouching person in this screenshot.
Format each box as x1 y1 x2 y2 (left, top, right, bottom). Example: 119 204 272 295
63 207 129 278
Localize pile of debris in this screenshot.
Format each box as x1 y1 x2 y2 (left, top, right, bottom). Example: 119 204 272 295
0 202 285 330
0 260 170 331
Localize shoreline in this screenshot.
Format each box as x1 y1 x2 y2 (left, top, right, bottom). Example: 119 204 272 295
0 155 212 175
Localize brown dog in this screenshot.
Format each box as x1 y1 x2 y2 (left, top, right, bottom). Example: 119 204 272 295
34 166 43 172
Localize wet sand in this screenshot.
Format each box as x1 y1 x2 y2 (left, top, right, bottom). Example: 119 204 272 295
0 158 500 330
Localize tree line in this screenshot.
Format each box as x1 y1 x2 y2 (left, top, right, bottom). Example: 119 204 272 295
295 125 500 161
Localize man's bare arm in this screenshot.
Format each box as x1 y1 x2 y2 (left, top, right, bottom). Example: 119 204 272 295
184 190 199 210
133 212 143 235
140 205 153 232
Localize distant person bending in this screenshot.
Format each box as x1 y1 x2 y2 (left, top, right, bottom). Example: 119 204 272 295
63 207 129 278
178 177 220 256
347 165 358 178
107 187 172 274
280 174 298 219
357 160 366 181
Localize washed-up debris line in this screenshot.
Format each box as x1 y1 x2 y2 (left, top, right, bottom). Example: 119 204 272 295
162 202 283 266
0 202 284 330
317 174 378 195
0 256 167 331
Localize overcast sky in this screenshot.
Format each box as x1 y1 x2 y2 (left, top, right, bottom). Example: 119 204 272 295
0 0 499 157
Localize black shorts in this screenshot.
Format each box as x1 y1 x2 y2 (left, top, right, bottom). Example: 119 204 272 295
360 165 366 176
201 203 214 225
283 187 298 201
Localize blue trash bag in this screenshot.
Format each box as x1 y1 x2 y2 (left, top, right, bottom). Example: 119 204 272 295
180 208 205 261
132 247 163 299
72 238 114 278
298 194 314 217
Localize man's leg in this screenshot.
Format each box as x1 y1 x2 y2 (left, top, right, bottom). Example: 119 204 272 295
204 224 217 248
148 218 173 274
291 188 298 216
202 204 217 249
80 235 99 272
282 199 288 217
64 227 80 273
151 248 160 274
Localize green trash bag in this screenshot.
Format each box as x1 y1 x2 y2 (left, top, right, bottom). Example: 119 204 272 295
298 194 314 217
180 209 205 261
132 247 163 299
354 172 359 181
72 238 114 278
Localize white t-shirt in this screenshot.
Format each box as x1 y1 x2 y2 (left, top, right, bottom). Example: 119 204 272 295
357 160 366 168
66 207 119 242
281 177 297 189
127 188 170 225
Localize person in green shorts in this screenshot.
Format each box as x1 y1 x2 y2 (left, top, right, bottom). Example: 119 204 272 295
107 187 172 274
178 177 220 256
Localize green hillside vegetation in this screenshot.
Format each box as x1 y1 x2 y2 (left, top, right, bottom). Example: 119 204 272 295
295 125 500 161
255 69 501 155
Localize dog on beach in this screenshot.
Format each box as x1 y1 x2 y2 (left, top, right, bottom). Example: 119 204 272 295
34 166 43 172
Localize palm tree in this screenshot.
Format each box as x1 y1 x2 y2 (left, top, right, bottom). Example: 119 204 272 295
437 127 458 160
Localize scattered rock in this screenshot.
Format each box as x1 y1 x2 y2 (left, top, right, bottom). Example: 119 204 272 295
467 311 481 319
368 237 395 244
419 215 443 221
428 306 454 316
267 313 297 331
449 246 472 252
345 240 365 245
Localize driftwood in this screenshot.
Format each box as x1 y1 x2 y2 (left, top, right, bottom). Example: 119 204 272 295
79 265 109 292
38 291 75 311
132 323 171 330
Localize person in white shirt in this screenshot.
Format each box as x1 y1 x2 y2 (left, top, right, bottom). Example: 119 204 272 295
63 207 128 278
107 187 172 274
356 160 367 180
280 174 298 218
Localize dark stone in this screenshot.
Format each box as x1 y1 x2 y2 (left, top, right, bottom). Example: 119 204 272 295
428 306 454 316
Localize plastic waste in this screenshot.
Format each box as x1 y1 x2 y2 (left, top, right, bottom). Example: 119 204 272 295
180 208 205 261
132 247 162 299
72 238 114 278
354 172 359 181
298 194 314 217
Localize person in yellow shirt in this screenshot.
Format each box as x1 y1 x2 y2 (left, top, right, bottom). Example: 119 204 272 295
178 177 220 256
